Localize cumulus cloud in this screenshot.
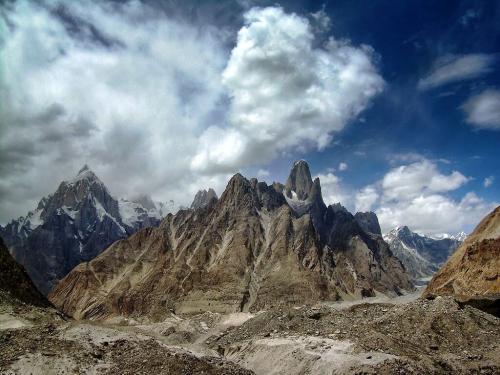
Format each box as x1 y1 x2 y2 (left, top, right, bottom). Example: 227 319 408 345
338 162 348 171
462 89 500 130
0 0 229 222
484 176 494 188
191 6 384 173
362 159 495 235
418 54 496 90
381 160 469 202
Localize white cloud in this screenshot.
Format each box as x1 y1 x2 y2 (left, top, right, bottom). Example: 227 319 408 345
377 192 494 236
0 0 228 221
418 54 496 90
370 160 494 235
315 158 495 235
355 186 378 212
309 8 331 33
338 162 348 171
462 89 500 130
484 176 494 188
191 6 384 173
381 160 469 202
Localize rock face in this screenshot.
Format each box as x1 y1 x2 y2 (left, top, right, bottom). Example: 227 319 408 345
190 188 218 209
354 212 382 236
284 160 314 200
50 161 412 320
0 165 170 295
423 206 500 303
384 226 462 281
0 236 49 307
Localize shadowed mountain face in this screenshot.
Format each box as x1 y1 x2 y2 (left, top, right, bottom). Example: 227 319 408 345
424 206 500 309
354 212 382 236
0 236 49 307
50 161 412 321
0 166 167 295
384 226 462 281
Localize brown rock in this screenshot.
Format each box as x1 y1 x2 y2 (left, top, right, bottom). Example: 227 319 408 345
423 206 500 310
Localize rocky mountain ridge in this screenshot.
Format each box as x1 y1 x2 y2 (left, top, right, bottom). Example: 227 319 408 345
0 165 176 295
50 161 412 320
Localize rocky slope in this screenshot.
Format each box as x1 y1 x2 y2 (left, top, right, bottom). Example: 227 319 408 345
384 226 462 280
0 165 172 295
50 161 412 320
0 236 49 307
212 297 499 374
423 206 500 305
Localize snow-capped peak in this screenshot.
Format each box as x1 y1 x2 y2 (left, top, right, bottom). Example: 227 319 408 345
430 231 467 241
78 164 91 174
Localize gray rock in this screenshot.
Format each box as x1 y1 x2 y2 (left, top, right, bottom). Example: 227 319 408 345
0 166 164 295
190 188 218 210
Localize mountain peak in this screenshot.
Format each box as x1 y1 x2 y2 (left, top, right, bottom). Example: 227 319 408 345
395 225 411 235
191 188 218 210
67 165 103 186
354 211 382 235
285 160 313 200
78 164 91 175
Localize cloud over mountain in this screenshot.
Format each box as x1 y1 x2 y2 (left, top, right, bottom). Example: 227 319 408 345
358 159 495 235
0 0 229 221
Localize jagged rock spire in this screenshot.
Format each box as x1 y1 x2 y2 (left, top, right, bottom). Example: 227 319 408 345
285 160 314 200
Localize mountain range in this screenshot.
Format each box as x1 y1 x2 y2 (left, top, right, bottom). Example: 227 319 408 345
383 226 463 281
49 160 412 320
0 165 177 295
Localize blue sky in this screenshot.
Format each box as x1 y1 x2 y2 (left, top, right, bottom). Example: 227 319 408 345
0 0 498 235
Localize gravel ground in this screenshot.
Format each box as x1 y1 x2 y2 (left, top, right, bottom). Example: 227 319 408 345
1 295 498 374
210 297 500 374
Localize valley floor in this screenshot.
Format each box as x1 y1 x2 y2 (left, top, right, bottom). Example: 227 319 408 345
1 292 499 375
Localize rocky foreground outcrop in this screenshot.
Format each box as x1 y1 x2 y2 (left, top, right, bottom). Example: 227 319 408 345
50 161 412 320
0 236 49 307
423 206 500 308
